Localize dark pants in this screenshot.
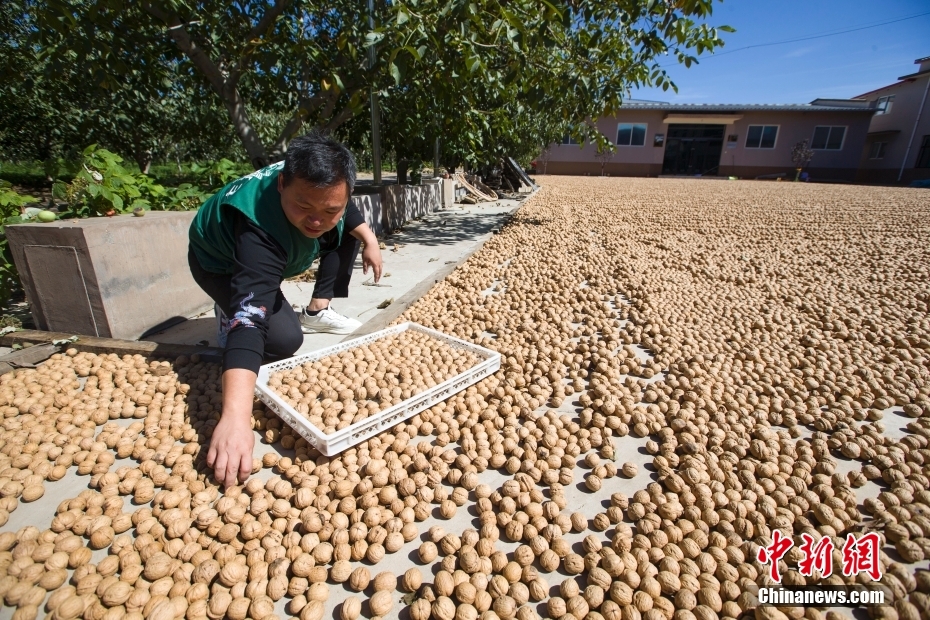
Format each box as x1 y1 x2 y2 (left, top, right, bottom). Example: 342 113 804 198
314 229 362 299
189 249 303 359
188 231 360 358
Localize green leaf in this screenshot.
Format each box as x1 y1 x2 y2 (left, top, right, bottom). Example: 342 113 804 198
364 32 384 45
402 46 421 62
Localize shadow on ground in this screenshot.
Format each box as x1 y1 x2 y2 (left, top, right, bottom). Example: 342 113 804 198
387 210 511 248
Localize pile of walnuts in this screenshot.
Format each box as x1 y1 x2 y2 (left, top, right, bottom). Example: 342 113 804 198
0 177 928 620
267 330 480 434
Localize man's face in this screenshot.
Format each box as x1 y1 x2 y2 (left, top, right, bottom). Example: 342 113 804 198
278 173 349 238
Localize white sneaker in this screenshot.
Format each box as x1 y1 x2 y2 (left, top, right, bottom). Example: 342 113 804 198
300 305 361 334
215 304 230 347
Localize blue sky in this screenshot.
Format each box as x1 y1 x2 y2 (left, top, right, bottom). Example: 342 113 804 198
631 0 930 104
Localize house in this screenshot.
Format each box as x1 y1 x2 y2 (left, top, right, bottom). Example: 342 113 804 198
855 56 930 184
541 100 875 181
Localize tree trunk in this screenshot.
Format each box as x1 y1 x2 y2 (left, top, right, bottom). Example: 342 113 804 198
39 131 53 165
135 152 153 175
223 92 269 169
397 159 410 185
133 135 153 175
143 4 273 170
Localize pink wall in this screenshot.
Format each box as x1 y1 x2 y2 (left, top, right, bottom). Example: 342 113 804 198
724 111 871 171
857 73 930 181
546 111 668 167
543 108 872 176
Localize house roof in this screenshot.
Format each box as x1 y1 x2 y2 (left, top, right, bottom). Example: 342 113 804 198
617 101 874 114
855 80 909 98
855 73 929 98
854 56 930 97
897 69 930 80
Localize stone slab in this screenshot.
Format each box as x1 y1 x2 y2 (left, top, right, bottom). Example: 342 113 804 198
381 182 442 234
0 328 223 362
441 178 455 208
5 211 211 340
353 183 443 238
351 191 385 237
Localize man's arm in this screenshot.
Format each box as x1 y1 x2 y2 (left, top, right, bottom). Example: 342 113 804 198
350 222 383 282
207 368 256 488
207 210 288 487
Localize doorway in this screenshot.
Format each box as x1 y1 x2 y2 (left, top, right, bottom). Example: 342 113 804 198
662 124 725 175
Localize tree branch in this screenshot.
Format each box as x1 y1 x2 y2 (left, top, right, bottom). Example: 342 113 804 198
319 89 340 121
142 2 269 167
269 90 329 157
323 106 355 132
142 3 227 96
247 0 291 42
232 0 292 83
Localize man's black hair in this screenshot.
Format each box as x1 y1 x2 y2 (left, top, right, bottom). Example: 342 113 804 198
281 129 357 194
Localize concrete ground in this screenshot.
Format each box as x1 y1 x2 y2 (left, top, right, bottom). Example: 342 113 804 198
145 199 523 354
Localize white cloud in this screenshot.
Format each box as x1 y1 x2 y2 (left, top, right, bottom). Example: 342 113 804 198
783 46 816 59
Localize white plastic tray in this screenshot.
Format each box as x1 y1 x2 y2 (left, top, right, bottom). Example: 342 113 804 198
255 322 501 456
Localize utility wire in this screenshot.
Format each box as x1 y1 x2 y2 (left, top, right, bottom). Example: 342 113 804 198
663 10 930 65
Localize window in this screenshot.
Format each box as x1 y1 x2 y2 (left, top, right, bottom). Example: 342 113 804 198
875 95 895 115
561 135 580 145
917 135 930 168
746 125 778 149
616 123 646 146
811 126 846 150
868 141 887 160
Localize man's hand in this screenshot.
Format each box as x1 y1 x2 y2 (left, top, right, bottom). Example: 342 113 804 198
362 242 383 283
207 368 257 487
207 414 254 488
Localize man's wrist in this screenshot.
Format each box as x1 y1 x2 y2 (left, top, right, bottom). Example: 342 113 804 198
221 368 257 424
351 225 378 246
222 405 253 421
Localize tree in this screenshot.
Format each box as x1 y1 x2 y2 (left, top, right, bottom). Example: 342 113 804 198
364 1 731 175
536 146 553 175
37 0 380 168
35 1 732 170
595 145 615 177
2 1 244 168
0 1 88 164
791 139 814 181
